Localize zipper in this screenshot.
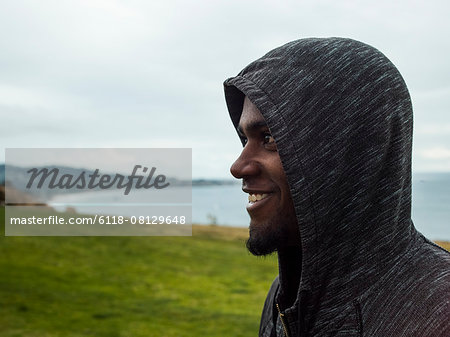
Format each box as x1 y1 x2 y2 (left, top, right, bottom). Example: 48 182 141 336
276 303 290 337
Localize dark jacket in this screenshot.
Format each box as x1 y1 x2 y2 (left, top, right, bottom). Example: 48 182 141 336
224 38 450 336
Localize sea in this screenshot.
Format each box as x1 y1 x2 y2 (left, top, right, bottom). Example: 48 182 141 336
50 173 450 241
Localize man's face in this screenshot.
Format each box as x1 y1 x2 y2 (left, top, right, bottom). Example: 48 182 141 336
230 97 299 256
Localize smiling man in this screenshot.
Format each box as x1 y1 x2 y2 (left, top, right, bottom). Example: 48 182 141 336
232 96 299 257
224 38 450 337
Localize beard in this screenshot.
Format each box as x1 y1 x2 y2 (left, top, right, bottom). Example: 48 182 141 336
246 209 298 256
246 221 284 256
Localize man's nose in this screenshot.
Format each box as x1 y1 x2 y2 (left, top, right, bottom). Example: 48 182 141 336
230 145 260 179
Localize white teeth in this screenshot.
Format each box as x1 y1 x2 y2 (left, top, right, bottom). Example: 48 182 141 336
248 193 268 203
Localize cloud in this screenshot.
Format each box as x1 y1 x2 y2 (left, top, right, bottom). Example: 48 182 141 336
0 0 449 177
414 147 450 172
415 124 450 135
420 147 450 159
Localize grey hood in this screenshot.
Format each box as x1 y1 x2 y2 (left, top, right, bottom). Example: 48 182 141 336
224 38 449 336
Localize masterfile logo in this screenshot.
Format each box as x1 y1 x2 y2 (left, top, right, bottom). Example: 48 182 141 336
4 148 192 236
26 165 170 195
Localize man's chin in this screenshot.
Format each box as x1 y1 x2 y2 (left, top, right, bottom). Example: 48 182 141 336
246 221 281 256
246 236 277 256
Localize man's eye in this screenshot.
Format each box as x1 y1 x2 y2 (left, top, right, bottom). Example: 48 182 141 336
263 134 275 144
241 137 248 146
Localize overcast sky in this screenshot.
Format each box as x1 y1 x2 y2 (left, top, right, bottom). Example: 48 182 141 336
1 0 449 178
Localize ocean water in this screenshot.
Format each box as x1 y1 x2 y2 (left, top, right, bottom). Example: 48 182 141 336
411 173 450 241
50 173 450 241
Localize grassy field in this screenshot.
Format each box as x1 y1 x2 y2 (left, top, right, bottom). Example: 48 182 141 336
0 207 278 337
1 207 448 337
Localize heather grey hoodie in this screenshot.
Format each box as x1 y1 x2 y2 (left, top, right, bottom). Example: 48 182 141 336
224 38 450 336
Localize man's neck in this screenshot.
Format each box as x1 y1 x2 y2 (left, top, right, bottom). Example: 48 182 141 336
277 246 302 311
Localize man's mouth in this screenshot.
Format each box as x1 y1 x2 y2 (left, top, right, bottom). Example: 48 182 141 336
248 193 269 203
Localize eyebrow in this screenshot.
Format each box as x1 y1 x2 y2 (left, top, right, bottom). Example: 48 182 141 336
237 120 269 135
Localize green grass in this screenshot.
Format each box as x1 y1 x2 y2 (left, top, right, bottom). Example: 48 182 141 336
0 207 278 337
2 206 448 337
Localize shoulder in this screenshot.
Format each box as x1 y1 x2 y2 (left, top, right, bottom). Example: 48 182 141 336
361 238 450 336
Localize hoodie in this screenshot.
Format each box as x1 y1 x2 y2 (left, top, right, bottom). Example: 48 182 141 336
224 38 450 336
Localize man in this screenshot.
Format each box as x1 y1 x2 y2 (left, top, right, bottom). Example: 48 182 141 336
224 38 449 336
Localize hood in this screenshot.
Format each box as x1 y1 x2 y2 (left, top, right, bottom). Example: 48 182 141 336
224 38 420 329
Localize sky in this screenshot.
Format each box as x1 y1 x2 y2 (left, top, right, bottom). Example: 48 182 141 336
0 0 449 178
